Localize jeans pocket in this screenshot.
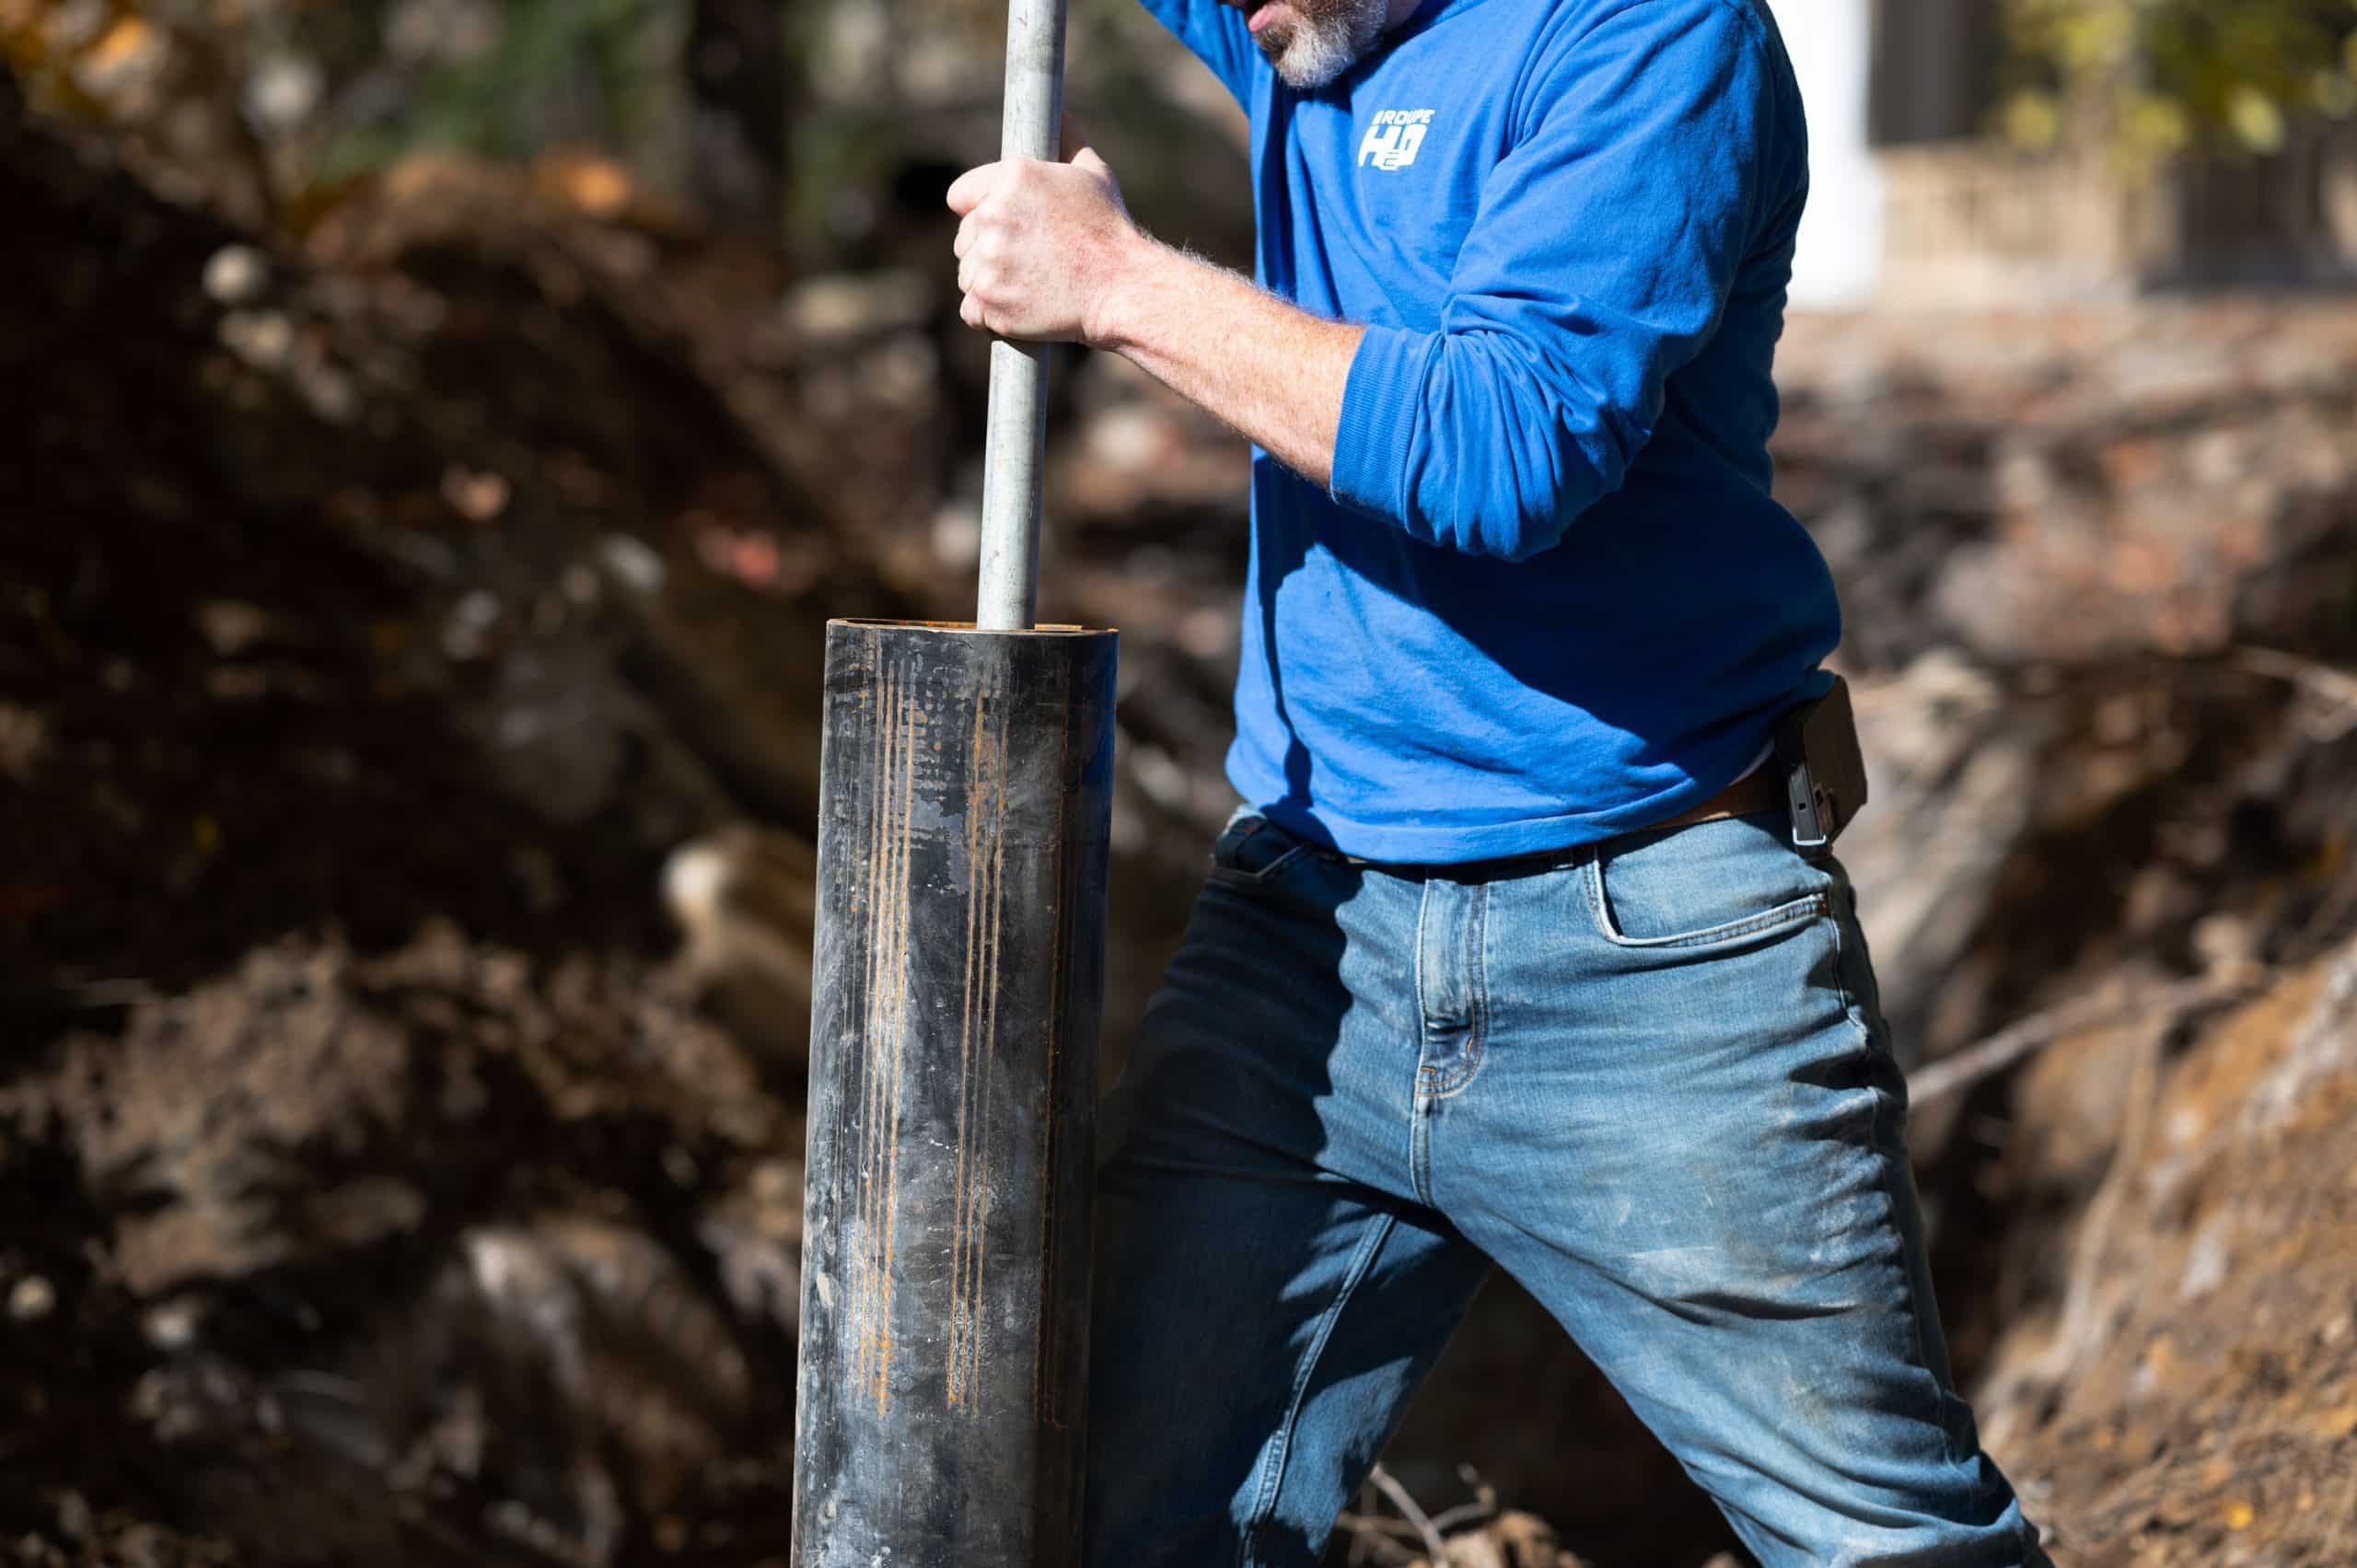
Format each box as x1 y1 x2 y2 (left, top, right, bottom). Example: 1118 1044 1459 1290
1583 813 1829 950
1205 811 1311 890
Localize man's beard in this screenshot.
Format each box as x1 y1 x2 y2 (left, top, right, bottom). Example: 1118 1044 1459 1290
1247 0 1388 90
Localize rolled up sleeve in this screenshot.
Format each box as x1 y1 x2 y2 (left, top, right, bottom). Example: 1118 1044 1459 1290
1330 0 1783 562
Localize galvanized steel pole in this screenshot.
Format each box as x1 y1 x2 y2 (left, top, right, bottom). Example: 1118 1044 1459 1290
974 0 1069 632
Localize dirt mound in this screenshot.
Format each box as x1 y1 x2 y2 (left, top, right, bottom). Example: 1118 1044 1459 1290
2 929 803 1565
1978 946 2357 1565
0 71 816 1562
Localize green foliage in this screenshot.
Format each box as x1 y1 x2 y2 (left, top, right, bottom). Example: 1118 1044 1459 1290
2001 0 2357 166
303 0 687 182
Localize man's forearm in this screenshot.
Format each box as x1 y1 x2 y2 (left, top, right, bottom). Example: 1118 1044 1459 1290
1090 238 1363 489
945 149 1363 487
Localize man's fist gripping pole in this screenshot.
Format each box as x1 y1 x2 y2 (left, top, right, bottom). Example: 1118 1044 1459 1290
946 138 1359 490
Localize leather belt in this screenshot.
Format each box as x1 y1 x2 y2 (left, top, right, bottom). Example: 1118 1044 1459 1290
1650 764 1787 833
1323 767 1789 880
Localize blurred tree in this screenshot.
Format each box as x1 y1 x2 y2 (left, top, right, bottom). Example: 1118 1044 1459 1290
687 0 790 233
2001 0 2357 166
0 0 1232 262
0 1 277 226
305 0 684 179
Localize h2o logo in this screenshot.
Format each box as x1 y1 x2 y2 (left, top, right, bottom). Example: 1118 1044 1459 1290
1359 109 1435 171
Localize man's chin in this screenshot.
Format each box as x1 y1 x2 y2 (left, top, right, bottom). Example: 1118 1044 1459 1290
1259 25 1354 89
1248 3 1382 90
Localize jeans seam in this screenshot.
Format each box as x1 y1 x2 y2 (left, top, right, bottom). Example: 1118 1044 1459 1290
1429 882 1490 1100
1237 1212 1398 1568
1410 879 1436 1204
1411 877 1434 1043
1825 905 1968 1473
1410 1100 1433 1207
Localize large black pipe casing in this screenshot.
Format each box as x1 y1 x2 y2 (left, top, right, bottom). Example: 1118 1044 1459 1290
791 619 1115 1568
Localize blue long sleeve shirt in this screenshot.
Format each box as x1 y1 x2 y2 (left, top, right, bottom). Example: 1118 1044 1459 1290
1143 0 1841 862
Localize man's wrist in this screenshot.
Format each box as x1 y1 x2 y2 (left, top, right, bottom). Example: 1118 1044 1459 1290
1084 229 1181 356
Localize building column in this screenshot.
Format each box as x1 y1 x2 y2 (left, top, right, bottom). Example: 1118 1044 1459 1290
1778 0 1884 307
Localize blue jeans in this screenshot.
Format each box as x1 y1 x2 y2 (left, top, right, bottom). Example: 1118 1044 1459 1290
1086 807 2048 1567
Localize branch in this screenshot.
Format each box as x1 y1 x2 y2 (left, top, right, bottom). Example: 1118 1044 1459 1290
1908 973 2262 1108
2236 646 2357 742
1369 1464 1450 1567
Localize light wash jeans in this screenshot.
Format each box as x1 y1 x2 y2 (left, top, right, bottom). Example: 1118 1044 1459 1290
1086 807 2048 1568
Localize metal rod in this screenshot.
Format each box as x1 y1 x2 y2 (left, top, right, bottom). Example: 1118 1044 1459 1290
974 0 1069 632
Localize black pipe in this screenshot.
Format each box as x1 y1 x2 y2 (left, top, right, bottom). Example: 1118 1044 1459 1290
792 619 1116 1568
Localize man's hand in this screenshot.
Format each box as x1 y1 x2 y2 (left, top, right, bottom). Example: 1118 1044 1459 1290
947 132 1362 490
947 147 1143 346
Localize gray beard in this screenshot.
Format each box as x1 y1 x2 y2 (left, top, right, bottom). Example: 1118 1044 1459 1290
1253 0 1388 89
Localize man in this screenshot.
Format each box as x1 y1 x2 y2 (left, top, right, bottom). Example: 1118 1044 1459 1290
946 0 2050 1562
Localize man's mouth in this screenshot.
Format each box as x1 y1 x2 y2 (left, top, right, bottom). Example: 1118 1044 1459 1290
1244 0 1285 35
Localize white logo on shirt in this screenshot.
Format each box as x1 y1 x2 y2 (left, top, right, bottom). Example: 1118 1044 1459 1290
1359 109 1435 171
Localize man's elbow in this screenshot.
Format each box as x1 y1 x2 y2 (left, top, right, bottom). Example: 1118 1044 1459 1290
1425 470 1588 563
1437 390 1630 560
1372 360 1630 558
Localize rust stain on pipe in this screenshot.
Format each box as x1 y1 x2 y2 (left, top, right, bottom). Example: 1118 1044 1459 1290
873 676 919 1411
949 672 1011 1408
850 659 920 1415
1033 684 1077 1427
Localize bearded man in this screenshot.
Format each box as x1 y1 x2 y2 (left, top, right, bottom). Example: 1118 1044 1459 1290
946 1 2050 1563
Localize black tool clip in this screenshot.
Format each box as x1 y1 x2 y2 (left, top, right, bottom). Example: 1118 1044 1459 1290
1774 675 1869 854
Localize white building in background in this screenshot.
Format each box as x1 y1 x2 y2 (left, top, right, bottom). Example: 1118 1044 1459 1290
1769 0 2357 306
1772 0 1884 308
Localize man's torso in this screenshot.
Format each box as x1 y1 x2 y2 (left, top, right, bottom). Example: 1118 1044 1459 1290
1149 0 1843 862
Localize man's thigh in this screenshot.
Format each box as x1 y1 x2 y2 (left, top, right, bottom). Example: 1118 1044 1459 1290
1088 1166 1486 1568
1086 830 1491 1568
1434 817 2049 1567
